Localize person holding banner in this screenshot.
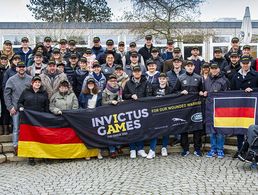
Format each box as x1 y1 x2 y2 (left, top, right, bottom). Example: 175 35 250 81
203 63 230 158
123 66 152 159
173 61 204 157
18 75 49 165
102 74 123 158
147 72 173 159
49 80 79 115
231 56 258 158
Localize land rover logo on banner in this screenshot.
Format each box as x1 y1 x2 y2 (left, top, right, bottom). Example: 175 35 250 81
191 112 203 122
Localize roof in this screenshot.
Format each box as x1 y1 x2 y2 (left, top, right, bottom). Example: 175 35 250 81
0 22 257 29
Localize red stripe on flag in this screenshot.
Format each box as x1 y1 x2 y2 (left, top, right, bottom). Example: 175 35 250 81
214 107 255 118
19 124 83 144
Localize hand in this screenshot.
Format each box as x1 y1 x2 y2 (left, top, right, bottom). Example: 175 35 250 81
203 91 208 97
19 107 24 112
245 87 253 93
181 90 188 95
199 91 204 96
9 107 16 116
111 100 118 105
132 94 138 100
57 110 62 115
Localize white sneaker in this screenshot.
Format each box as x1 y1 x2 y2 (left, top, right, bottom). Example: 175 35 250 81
137 150 147 158
85 157 91 160
146 150 155 159
161 147 168 157
97 152 103 160
130 150 136 159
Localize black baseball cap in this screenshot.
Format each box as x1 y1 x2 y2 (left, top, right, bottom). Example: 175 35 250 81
118 41 125 46
130 51 138 57
214 48 222 53
132 66 141 72
241 56 251 63
106 39 114 45
115 64 123 70
93 37 100 43
44 37 52 42
12 55 21 60
92 61 101 68
231 37 239 43
32 75 41 82
35 52 43 57
129 42 136 47
173 47 181 53
87 78 95 83
202 62 210 68
145 35 152 40
172 57 183 62
59 39 67 44
21 37 29 42
57 62 65 67
230 52 239 58
68 40 76 46
48 61 56 65
151 48 159 53
80 57 87 63
108 74 117 80
0 54 8 60
146 59 155 66
167 40 174 45
4 40 12 45
85 48 92 54
192 46 199 50
52 48 60 54
17 61 26 67
210 63 219 69
59 80 69 87
70 53 77 59
159 73 167 78
185 61 194 66
243 45 251 50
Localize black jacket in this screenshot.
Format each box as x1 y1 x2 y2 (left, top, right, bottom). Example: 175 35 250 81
64 63 79 86
151 84 173 97
73 69 89 97
98 49 122 65
231 69 258 91
138 44 154 63
0 65 7 92
223 62 241 82
63 50 81 63
204 73 230 92
2 65 16 90
18 86 49 112
173 72 203 93
210 57 228 70
123 76 151 99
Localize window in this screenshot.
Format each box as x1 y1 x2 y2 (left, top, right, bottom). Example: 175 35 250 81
3 35 27 45
212 36 230 43
67 35 88 45
212 46 229 55
183 35 203 44
96 35 118 45
183 46 203 60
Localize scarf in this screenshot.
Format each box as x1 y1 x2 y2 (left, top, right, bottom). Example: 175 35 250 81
93 72 102 81
106 83 120 94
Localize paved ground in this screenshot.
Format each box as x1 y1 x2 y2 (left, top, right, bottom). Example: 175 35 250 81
0 154 257 195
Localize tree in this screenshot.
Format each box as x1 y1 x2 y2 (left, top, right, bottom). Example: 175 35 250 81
123 0 206 40
27 0 112 22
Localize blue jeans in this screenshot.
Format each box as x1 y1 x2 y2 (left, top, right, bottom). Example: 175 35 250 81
129 141 144 151
12 112 20 147
150 136 169 151
237 134 245 152
108 146 121 153
210 133 225 151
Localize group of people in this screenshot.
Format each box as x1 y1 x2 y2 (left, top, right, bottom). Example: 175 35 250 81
0 34 257 166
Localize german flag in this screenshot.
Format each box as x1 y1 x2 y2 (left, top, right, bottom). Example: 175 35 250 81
18 110 99 159
214 97 256 128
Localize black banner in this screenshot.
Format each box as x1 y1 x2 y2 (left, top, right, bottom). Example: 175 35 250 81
62 94 203 148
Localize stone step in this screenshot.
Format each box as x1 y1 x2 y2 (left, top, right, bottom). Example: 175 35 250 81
0 134 12 143
0 144 237 163
0 142 14 153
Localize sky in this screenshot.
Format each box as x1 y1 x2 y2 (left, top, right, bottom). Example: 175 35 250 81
0 0 257 22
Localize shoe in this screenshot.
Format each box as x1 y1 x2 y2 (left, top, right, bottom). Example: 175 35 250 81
181 150 190 157
161 147 168 157
206 150 217 158
137 150 147 158
173 139 180 146
110 152 117 159
130 150 136 159
28 158 36 166
233 152 239 159
85 157 91 160
146 150 155 159
97 152 103 160
43 158 52 164
217 150 224 159
194 150 202 157
117 148 123 155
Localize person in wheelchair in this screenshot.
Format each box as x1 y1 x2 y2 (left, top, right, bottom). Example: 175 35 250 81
238 125 258 163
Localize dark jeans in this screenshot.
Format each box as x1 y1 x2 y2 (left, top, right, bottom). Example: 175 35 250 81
181 130 203 151
237 134 245 152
